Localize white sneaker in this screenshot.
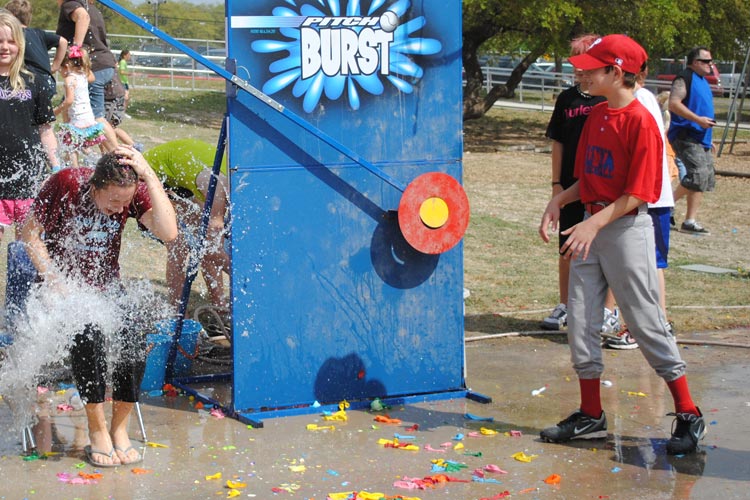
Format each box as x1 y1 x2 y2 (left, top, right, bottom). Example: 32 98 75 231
542 303 567 330
605 329 638 350
601 308 621 335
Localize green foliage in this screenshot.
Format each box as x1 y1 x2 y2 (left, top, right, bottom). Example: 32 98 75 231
462 0 750 119
30 1 225 41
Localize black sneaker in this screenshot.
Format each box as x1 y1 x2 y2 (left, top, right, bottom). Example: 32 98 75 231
542 303 567 330
540 410 607 442
666 408 706 455
680 221 710 235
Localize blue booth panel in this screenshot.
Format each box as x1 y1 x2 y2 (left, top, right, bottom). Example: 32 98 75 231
226 0 465 414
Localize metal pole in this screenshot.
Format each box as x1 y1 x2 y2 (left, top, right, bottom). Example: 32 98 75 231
719 41 750 156
164 115 228 382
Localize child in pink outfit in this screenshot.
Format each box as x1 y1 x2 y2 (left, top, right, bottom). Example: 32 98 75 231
54 45 105 168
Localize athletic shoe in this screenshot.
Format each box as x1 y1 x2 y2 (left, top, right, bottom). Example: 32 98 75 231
665 321 674 335
680 221 710 235
540 410 608 442
542 303 567 330
666 409 706 455
605 328 638 350
601 307 621 335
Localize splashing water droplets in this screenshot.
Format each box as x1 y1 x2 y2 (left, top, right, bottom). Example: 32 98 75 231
0 278 169 434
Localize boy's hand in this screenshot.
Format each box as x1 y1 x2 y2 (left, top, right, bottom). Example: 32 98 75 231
559 218 599 261
539 201 561 243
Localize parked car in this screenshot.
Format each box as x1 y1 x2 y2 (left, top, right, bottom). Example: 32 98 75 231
715 61 748 97
523 62 570 88
136 43 191 69
135 43 169 67
537 62 575 88
194 47 226 72
476 55 570 89
651 58 723 97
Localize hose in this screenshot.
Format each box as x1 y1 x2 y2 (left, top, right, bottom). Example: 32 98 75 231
464 331 750 348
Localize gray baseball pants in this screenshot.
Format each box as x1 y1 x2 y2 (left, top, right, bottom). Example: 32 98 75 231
566 211 686 382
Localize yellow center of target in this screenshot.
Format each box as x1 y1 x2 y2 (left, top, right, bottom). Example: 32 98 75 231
419 197 450 229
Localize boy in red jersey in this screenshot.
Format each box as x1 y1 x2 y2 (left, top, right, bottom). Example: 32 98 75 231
538 34 704 455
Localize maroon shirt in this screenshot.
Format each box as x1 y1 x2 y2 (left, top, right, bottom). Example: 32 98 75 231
32 168 152 288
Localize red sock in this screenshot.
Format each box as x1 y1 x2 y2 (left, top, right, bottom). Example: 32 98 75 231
579 378 602 418
667 375 699 415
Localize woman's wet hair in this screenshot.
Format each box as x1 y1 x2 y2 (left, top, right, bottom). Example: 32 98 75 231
90 152 139 189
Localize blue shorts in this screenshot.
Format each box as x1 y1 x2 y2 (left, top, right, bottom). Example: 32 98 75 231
649 207 671 269
90 67 115 119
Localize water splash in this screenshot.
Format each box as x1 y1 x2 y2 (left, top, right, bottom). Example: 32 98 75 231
0 278 169 435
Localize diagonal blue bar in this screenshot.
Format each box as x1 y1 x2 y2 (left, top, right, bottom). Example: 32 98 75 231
97 0 406 192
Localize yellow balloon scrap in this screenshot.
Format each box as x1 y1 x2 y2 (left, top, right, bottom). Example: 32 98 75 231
480 427 498 435
205 472 222 480
226 489 241 498
277 483 300 493
378 438 418 450
226 480 246 489
626 391 648 397
329 492 415 500
511 451 538 462
289 465 307 473
453 442 464 450
145 441 169 448
323 410 348 421
306 423 335 431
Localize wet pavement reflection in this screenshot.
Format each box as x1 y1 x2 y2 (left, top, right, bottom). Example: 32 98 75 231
0 329 748 498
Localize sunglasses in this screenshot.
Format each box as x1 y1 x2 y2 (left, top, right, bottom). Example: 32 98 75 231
695 58 713 64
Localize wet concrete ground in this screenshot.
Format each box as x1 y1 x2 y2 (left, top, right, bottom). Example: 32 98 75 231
1 328 748 499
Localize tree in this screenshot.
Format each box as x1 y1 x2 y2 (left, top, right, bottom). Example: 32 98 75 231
462 0 750 121
29 1 225 42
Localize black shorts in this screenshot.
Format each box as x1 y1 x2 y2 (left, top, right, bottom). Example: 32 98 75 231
558 200 584 250
70 324 146 403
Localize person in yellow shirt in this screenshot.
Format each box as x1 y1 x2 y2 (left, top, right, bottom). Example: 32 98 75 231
144 139 229 313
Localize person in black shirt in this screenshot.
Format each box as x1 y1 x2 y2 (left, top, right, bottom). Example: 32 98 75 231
5 0 68 103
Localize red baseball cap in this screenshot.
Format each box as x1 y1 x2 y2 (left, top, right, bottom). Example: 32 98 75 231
568 34 647 74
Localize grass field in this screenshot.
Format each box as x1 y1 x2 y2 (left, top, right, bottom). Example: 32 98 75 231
21 88 748 336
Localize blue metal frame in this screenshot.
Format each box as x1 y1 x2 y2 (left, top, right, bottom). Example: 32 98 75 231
164 117 228 381
98 0 405 192
97 0 489 426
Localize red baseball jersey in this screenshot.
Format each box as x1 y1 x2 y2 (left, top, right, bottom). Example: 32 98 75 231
574 99 662 204
32 168 152 288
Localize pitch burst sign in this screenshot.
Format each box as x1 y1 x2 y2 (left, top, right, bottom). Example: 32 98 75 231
229 0 448 113
226 0 467 416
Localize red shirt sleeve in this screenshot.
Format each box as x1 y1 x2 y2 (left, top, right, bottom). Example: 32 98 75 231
623 112 663 203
